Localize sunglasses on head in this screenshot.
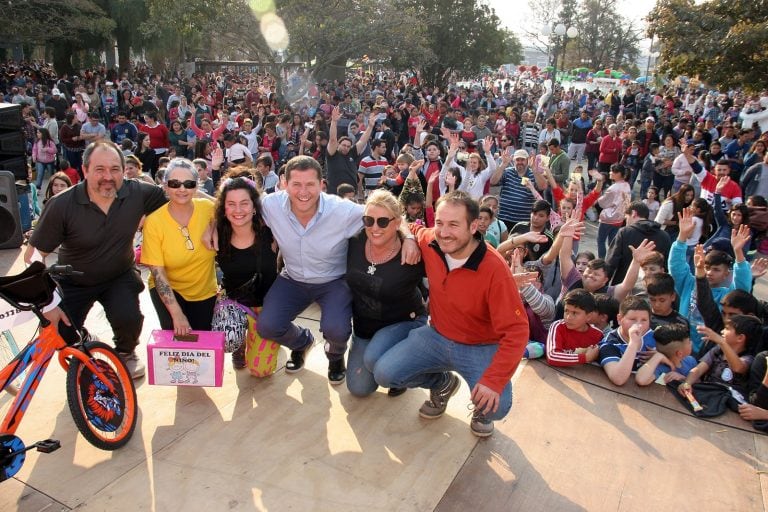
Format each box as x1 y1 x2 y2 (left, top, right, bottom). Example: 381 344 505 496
362 215 396 228
167 179 197 189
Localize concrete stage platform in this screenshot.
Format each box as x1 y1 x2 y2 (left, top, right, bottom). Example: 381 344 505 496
1 246 767 512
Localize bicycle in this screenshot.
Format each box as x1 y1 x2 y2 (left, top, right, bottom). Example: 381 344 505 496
0 261 137 482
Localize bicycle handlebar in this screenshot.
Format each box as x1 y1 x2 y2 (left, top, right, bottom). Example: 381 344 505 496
47 265 84 278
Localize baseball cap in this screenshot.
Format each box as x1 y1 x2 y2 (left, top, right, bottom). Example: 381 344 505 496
52 88 61 96
513 149 529 160
645 116 655 122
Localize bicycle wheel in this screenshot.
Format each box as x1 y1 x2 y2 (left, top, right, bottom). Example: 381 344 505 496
65 341 137 450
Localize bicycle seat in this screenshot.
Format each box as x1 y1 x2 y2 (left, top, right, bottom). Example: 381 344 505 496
0 261 56 310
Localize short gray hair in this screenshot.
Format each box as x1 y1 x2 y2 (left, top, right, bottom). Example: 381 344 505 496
163 157 198 182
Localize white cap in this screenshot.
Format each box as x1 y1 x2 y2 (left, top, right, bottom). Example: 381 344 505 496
513 149 529 160
51 88 60 96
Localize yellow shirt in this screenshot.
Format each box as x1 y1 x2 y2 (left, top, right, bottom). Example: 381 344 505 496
141 198 217 301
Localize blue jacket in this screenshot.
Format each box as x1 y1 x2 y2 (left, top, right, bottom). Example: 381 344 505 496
669 240 752 353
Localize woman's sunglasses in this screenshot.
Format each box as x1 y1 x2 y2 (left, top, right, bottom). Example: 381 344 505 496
167 179 197 189
362 216 396 228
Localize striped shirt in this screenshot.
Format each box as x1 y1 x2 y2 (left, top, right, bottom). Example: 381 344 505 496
358 156 388 196
546 319 604 367
498 167 536 225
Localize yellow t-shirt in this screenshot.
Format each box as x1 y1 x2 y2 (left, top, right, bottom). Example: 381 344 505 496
141 198 217 301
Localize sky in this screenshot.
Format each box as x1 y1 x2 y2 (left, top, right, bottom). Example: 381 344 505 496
488 0 658 51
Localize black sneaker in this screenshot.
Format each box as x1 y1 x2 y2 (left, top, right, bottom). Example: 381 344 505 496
328 359 346 385
387 387 407 397
285 334 314 374
419 372 460 419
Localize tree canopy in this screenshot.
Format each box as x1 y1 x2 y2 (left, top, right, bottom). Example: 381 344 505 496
647 0 768 91
525 0 641 74
2 0 519 84
395 0 521 88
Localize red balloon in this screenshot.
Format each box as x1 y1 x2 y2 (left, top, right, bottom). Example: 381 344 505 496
531 65 539 73
604 69 611 75
518 65 527 72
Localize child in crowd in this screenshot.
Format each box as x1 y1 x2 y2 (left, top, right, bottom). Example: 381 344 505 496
545 289 604 366
644 186 660 221
254 154 278 192
477 206 499 247
592 293 619 334
598 297 656 386
58 158 80 184
193 158 215 195
337 183 357 201
671 210 753 356
479 195 509 244
635 323 697 386
43 172 73 205
646 273 689 329
574 251 595 277
681 314 762 394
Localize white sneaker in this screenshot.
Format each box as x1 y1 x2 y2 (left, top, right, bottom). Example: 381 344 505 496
118 351 145 379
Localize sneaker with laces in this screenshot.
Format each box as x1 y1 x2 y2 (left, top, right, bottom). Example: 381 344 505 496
470 410 494 437
118 351 145 380
419 372 460 419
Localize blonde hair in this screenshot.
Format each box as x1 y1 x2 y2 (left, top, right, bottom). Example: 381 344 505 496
467 153 486 172
364 189 401 220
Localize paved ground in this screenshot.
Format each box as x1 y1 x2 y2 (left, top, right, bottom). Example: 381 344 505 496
1 194 767 511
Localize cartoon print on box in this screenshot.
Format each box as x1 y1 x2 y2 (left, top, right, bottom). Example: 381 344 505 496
184 360 200 384
168 358 187 384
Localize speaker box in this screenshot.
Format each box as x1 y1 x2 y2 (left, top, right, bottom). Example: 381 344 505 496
0 103 26 181
0 170 23 250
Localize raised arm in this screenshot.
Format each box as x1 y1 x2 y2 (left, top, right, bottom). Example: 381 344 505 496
613 239 657 301
327 106 341 156
355 112 377 154
490 147 512 185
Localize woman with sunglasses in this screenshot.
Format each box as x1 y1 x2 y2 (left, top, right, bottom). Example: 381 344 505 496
141 158 217 335
345 189 426 397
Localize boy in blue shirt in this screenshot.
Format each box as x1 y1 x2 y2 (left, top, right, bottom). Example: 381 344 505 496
598 297 656 386
635 323 697 386
669 209 752 356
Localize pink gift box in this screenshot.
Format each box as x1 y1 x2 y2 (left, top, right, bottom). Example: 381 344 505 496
147 330 224 387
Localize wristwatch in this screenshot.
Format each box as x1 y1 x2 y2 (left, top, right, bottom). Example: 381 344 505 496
403 234 415 241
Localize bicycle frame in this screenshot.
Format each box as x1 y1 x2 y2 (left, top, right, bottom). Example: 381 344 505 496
0 323 118 436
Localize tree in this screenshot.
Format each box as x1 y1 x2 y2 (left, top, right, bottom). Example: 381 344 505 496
276 0 425 82
0 0 115 74
524 0 640 72
98 0 150 72
396 0 521 88
647 0 768 91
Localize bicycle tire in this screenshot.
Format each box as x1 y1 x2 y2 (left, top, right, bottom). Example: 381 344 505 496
65 341 137 450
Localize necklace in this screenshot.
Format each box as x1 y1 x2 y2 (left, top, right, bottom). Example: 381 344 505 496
365 239 400 275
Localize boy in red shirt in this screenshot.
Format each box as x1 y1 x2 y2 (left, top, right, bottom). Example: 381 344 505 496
546 289 604 366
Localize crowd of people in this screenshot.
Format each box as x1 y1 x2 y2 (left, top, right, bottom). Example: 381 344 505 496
8 57 768 435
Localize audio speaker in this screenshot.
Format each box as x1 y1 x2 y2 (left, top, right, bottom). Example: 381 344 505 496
0 103 26 181
0 170 23 249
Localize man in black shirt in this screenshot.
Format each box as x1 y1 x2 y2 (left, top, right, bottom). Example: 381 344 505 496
326 105 376 196
29 141 167 378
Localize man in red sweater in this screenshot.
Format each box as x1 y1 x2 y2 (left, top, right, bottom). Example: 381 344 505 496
374 191 529 437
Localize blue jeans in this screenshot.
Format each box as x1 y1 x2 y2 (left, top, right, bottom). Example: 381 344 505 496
346 316 427 397
35 161 55 189
373 325 513 421
597 222 621 258
256 275 352 359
